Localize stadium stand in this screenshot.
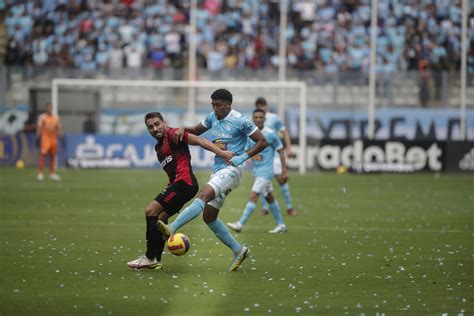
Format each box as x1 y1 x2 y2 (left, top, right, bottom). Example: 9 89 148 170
4 1 467 71
2 0 473 109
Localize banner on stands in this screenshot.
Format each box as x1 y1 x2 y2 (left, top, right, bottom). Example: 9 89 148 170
1 133 473 172
287 139 444 172
65 134 216 169
287 139 474 172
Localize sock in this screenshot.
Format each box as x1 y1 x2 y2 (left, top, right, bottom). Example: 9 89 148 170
170 199 205 233
280 183 293 209
50 154 56 174
207 219 241 253
269 200 284 225
155 234 166 262
145 216 159 260
239 201 256 225
39 154 45 173
260 195 269 210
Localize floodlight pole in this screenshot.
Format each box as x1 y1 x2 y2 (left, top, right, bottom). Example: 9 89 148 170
299 83 307 174
188 0 197 124
52 80 58 116
278 0 288 119
460 0 469 141
367 0 378 139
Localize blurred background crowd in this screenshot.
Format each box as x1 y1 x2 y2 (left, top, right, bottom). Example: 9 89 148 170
4 0 473 75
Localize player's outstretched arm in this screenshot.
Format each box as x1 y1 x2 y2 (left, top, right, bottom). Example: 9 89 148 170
277 148 288 182
247 128 267 158
173 122 208 143
187 134 235 161
230 129 267 166
282 129 293 157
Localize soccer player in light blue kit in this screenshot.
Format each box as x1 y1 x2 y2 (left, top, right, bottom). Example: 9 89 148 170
227 109 288 234
158 89 267 271
255 97 296 216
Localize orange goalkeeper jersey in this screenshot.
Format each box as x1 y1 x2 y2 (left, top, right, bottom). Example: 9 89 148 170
38 114 61 148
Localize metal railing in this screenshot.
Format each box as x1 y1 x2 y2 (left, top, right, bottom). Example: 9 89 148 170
1 65 473 109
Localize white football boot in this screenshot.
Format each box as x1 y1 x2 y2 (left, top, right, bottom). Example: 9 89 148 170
226 222 243 233
228 246 250 272
268 224 287 234
49 173 61 181
127 255 162 270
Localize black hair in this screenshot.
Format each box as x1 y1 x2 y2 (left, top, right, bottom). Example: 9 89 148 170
211 88 233 103
144 112 164 123
255 97 267 106
253 108 266 115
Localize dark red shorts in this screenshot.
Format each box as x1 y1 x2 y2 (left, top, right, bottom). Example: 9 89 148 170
155 176 199 216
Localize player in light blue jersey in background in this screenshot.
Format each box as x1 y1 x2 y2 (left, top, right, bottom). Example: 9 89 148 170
158 89 267 271
227 109 288 234
255 97 296 216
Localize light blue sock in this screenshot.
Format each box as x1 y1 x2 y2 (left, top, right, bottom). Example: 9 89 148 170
260 195 270 210
280 183 293 209
170 199 205 233
207 219 241 253
269 200 284 225
239 201 256 225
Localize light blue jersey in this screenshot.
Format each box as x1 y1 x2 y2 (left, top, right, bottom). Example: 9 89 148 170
202 109 257 173
246 127 283 180
264 112 285 134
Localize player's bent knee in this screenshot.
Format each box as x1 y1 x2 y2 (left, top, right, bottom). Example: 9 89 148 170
249 192 259 202
158 211 169 223
144 207 157 217
266 194 275 204
202 209 218 224
196 185 216 202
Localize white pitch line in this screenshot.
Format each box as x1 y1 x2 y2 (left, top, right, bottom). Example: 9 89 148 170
0 220 471 234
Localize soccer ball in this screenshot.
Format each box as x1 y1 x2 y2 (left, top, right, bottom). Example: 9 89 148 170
336 165 347 175
167 233 190 256
15 160 25 169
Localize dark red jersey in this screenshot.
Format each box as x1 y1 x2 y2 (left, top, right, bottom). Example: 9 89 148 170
155 128 194 185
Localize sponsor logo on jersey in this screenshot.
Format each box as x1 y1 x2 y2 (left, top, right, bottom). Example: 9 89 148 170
212 130 233 139
222 122 232 131
213 139 228 150
161 155 173 167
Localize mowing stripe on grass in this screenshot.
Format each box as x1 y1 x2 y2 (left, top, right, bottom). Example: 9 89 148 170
0 219 471 234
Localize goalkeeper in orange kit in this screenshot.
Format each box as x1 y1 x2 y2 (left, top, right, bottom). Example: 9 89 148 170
36 103 62 181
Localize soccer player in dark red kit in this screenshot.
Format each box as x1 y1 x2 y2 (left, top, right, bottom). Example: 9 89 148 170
127 112 234 270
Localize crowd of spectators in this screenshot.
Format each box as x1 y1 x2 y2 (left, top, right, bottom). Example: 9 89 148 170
4 0 473 76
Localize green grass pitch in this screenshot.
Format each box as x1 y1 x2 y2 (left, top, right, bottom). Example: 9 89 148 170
1 168 473 315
